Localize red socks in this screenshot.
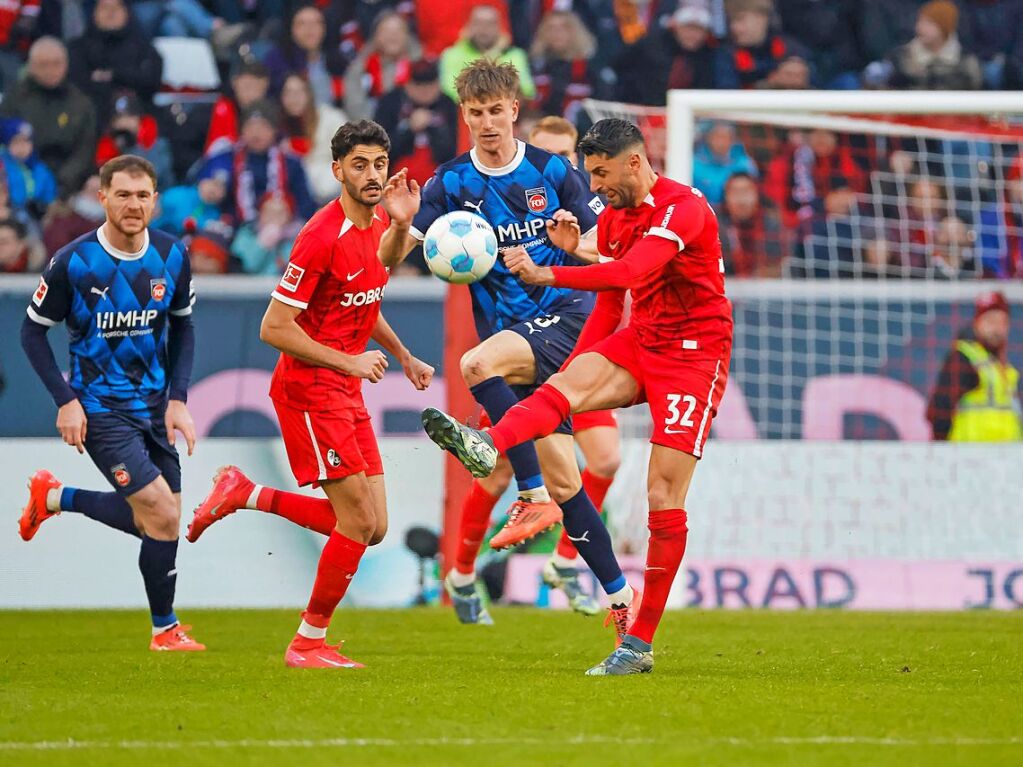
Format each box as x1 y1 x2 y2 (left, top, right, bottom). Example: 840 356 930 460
556 468 614 560
255 487 336 535
455 481 500 574
489 384 571 454
305 530 367 619
630 509 688 644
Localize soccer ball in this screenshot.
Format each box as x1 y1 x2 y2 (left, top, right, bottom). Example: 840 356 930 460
423 211 499 284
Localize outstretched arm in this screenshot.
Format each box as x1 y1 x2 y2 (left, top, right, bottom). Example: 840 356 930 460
507 235 679 290
372 313 434 391
260 298 388 382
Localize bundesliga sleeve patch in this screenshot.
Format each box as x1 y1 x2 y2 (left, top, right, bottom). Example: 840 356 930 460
32 277 48 306
279 262 305 292
588 196 605 215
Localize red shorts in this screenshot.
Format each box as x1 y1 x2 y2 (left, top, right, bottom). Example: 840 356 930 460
572 408 618 432
477 407 616 433
589 326 729 458
273 399 383 487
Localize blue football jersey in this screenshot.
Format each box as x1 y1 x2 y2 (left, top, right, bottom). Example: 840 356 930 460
26 227 195 415
411 140 605 338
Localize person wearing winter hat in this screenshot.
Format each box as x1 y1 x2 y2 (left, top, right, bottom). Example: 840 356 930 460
867 0 982 90
927 290 1021 441
716 0 814 88
0 118 58 219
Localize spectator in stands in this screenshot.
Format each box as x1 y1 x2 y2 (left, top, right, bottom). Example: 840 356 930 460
717 172 786 277
153 166 229 237
927 290 1021 441
264 4 347 107
0 37 96 198
417 0 511 60
0 118 57 219
94 94 174 190
186 218 234 274
929 214 978 279
204 60 271 156
957 0 1023 89
716 0 814 89
279 73 347 203
200 100 315 224
0 0 40 91
977 154 1023 278
858 0 930 66
662 1 719 91
440 4 535 101
858 228 898 279
866 0 982 90
528 10 599 121
764 128 866 230
42 174 103 255
344 10 420 121
599 0 680 106
0 218 31 272
374 58 458 188
692 121 757 205
230 192 302 274
775 0 863 89
67 0 164 116
132 0 224 40
894 176 951 273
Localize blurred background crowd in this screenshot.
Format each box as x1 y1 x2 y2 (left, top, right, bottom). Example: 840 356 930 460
0 0 1022 278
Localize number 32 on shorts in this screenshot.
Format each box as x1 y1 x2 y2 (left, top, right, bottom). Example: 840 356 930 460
664 393 697 434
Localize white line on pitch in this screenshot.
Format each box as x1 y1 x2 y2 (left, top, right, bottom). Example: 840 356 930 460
0 736 1019 751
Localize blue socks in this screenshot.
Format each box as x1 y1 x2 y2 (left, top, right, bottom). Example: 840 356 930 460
559 488 625 594
139 536 179 629
60 487 140 538
470 376 544 492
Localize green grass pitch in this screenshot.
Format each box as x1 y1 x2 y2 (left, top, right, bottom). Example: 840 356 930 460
1 608 1020 766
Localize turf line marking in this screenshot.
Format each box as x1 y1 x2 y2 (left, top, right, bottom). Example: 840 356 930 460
0 736 1020 751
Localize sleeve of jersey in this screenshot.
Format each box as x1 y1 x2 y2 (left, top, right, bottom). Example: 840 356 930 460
557 162 602 237
271 229 328 310
169 242 196 317
25 254 71 327
409 173 449 241
549 235 680 291
562 289 625 369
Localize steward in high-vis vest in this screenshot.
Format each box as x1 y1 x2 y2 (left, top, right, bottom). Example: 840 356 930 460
927 291 1022 442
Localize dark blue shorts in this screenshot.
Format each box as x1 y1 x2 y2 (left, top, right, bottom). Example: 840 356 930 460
83 409 181 496
506 311 588 436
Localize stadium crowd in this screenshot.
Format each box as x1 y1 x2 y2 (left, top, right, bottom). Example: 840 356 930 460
0 0 1022 278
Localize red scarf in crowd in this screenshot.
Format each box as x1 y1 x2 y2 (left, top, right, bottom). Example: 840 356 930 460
362 54 410 98
234 144 289 223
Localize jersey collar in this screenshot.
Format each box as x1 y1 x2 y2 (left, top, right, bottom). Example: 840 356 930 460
97 225 149 260
469 140 526 177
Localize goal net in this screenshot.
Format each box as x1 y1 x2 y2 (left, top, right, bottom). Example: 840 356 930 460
580 93 1023 559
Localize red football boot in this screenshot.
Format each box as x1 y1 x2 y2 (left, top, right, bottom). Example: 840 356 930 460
18 470 62 542
150 624 206 651
186 465 254 542
489 499 563 550
284 635 365 669
605 589 642 648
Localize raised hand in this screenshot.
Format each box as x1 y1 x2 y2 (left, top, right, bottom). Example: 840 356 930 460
381 168 421 226
545 209 581 254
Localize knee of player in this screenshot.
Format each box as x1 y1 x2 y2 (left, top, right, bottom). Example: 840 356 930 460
368 516 388 546
586 450 621 479
346 500 378 540
459 350 493 386
646 482 680 513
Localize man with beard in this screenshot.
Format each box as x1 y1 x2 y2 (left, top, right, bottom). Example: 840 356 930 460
927 291 1021 442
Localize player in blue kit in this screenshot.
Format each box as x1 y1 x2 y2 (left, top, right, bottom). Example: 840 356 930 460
379 61 637 636
18 155 204 651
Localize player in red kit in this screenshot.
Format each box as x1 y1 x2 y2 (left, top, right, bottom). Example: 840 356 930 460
421 118 732 675
186 120 432 668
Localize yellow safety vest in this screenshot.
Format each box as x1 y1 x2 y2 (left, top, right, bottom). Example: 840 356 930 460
948 340 1023 442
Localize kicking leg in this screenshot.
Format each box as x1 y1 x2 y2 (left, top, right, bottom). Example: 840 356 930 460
19 469 140 541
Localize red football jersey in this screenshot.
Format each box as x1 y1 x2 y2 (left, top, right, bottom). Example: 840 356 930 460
597 175 732 356
269 200 390 410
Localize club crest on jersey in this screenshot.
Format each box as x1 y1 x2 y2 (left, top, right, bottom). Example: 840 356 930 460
525 186 548 213
326 449 341 468
32 277 48 306
111 463 131 487
150 278 166 301
280 262 305 292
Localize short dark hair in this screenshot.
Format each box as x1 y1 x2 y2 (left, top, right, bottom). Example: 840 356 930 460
331 119 391 161
0 217 26 240
577 118 646 159
99 154 158 189
455 59 520 103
